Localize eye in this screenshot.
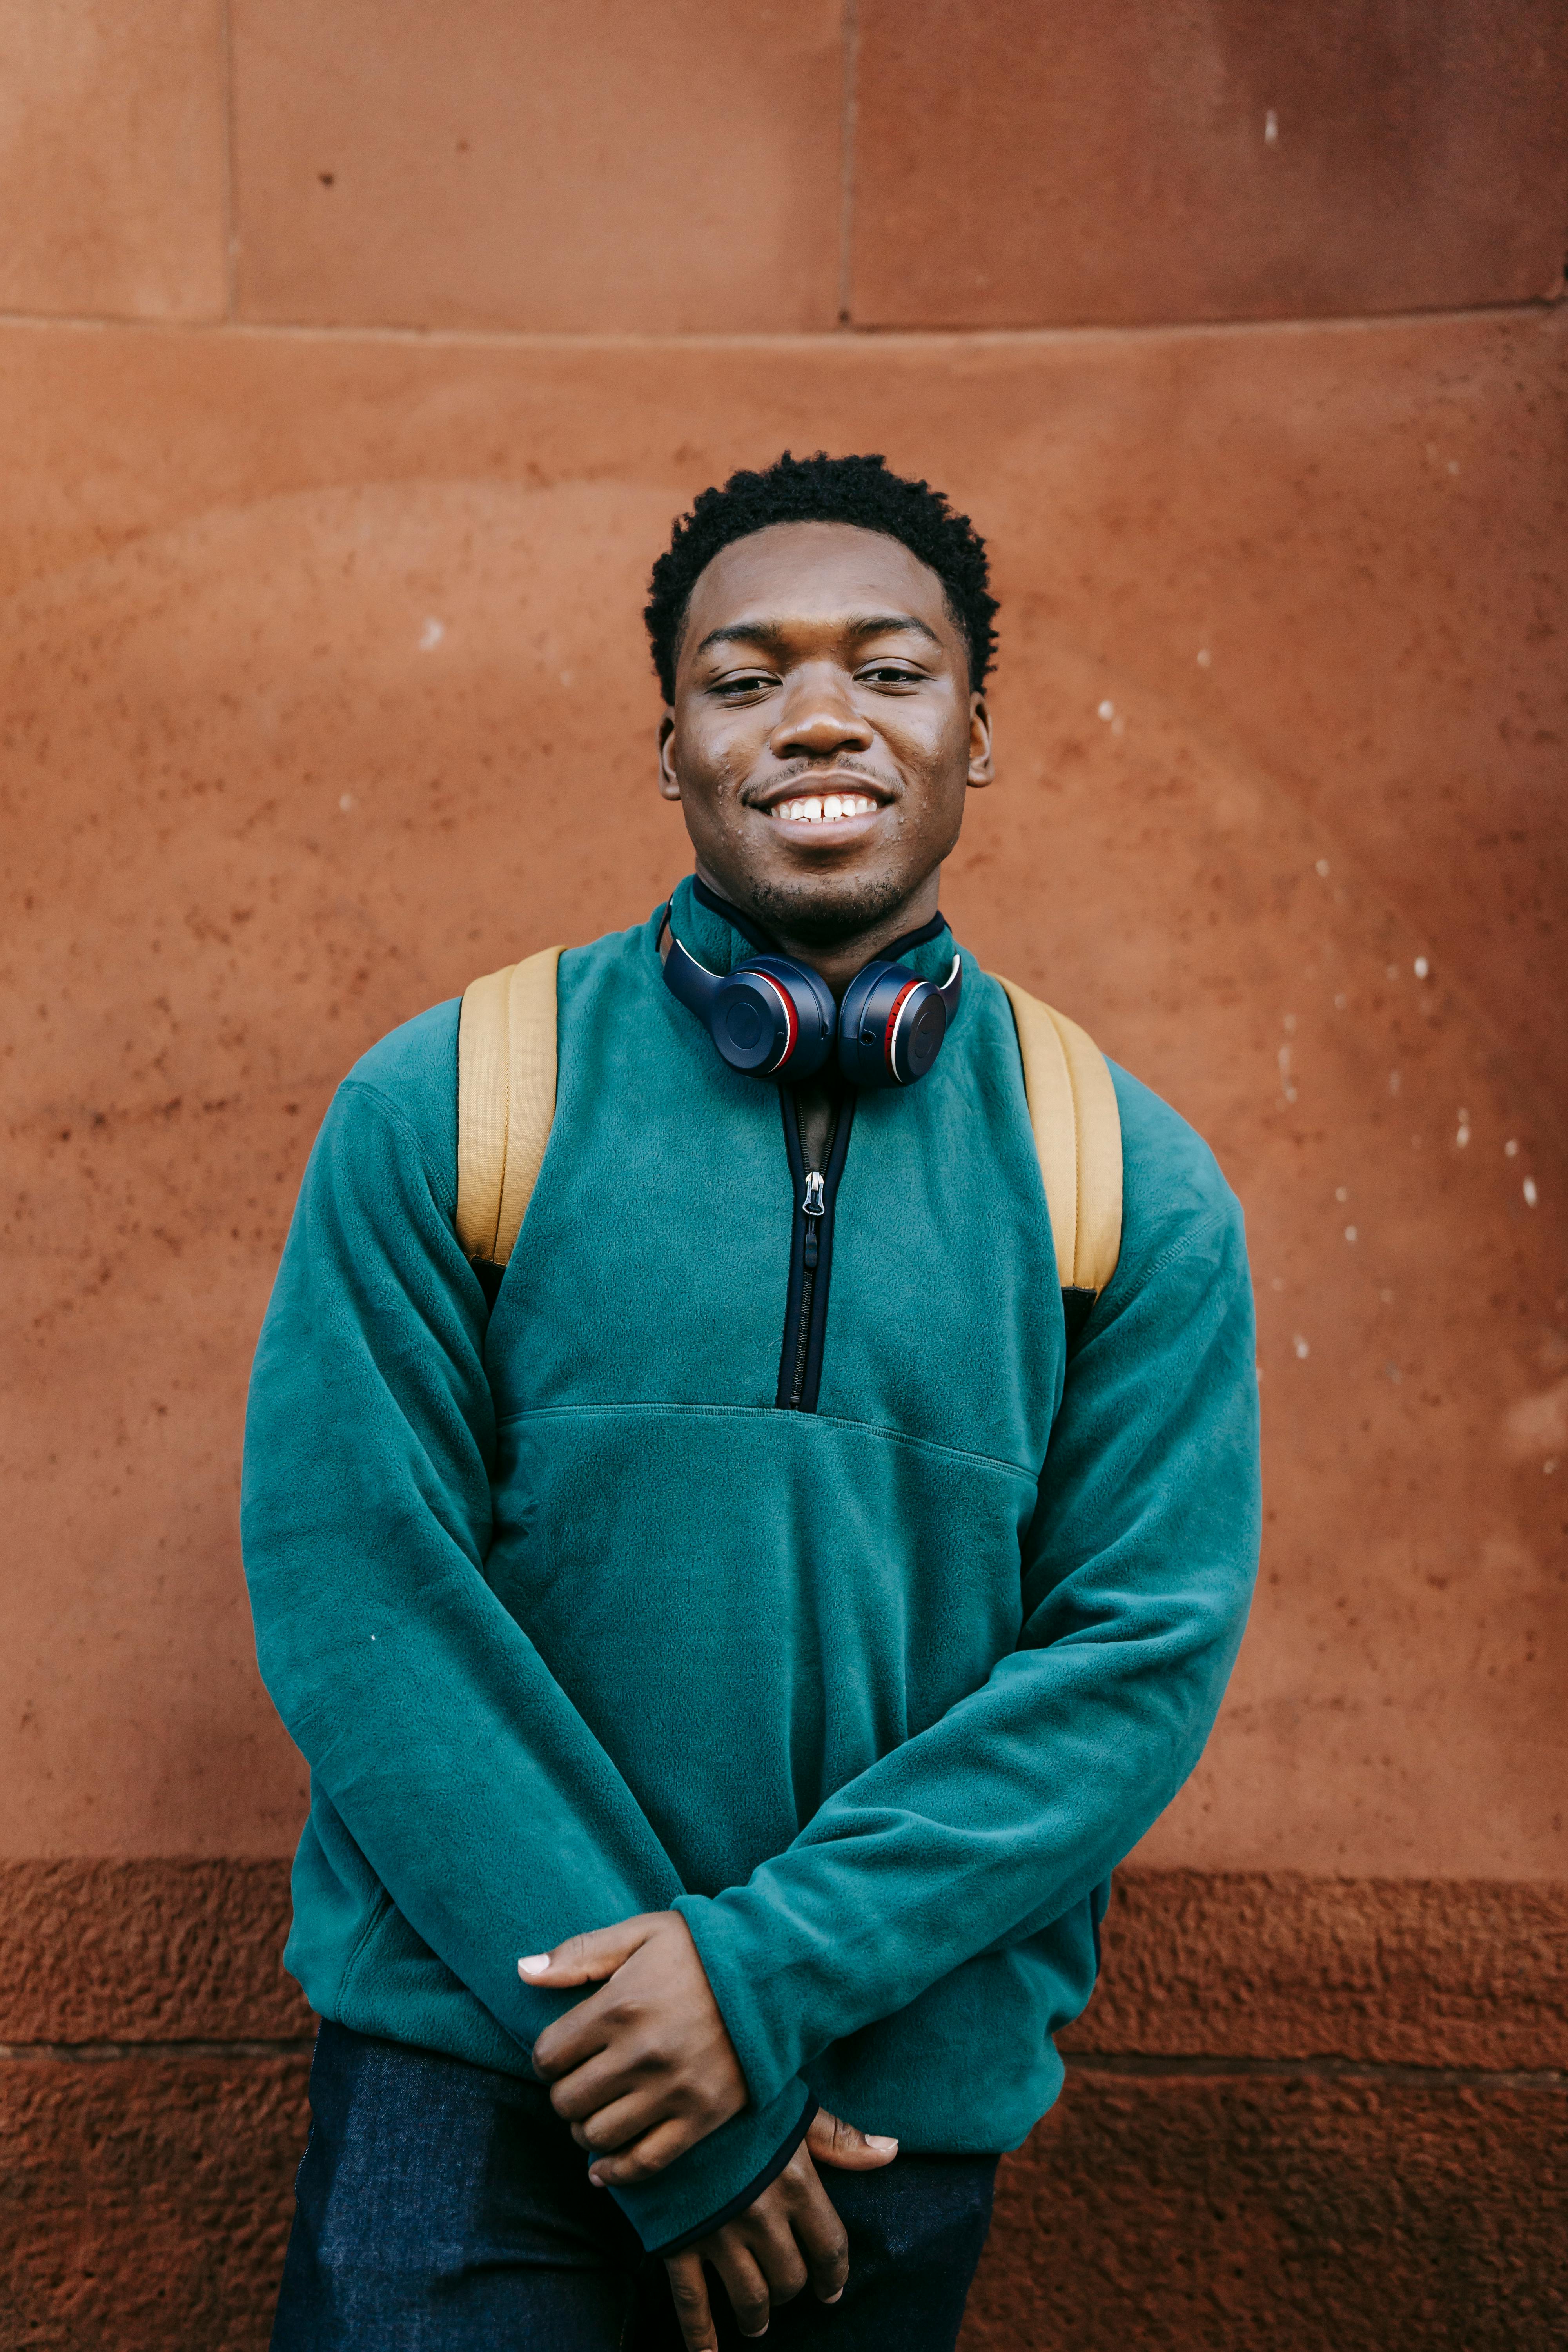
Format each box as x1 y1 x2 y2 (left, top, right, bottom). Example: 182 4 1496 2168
858 662 924 687
711 670 777 698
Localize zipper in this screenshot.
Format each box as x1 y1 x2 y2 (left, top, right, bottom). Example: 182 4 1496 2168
777 1094 854 1412
788 1171 826 1406
802 1169 826 1257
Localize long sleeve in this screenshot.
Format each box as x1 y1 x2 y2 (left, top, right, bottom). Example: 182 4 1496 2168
241 1071 811 2253
673 1156 1261 2114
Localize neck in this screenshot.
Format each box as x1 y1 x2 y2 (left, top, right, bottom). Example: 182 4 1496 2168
693 862 942 1001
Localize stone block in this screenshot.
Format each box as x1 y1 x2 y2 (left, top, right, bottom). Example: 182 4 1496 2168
0 314 1563 1881
850 0 1568 325
0 1860 309 2044
1065 1872 1568 2072
229 0 844 331
964 2068 1568 2349
0 2051 307 2351
4 1858 1561 2076
0 1 227 321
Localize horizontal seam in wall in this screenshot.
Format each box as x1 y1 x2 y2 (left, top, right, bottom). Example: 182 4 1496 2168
1 2042 1559 2090
0 300 1558 351
0 2039 315 2063
1064 2051 1566 2091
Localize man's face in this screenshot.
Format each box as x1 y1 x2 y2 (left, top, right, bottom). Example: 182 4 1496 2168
659 521 992 946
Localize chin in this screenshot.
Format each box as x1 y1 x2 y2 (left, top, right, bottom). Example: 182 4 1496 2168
744 864 916 946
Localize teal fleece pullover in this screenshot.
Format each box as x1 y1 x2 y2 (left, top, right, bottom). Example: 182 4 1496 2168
241 879 1260 2254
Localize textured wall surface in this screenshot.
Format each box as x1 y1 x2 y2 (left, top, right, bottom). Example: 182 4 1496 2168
1 3 1564 2345
5 317 1564 1875
2 1861 1563 2348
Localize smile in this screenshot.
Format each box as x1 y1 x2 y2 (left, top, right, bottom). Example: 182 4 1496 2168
770 793 881 826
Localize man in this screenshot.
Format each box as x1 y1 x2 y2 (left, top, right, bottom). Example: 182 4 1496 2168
244 451 1260 2350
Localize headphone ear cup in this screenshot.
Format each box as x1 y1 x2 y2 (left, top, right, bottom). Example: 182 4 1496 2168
838 962 949 1087
661 914 837 1080
710 956 836 1078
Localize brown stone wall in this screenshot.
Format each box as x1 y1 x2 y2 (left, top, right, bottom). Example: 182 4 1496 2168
2 1862 1564 2348
0 5 1564 2345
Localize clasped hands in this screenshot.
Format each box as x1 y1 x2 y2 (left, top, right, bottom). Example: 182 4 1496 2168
521 1910 896 2347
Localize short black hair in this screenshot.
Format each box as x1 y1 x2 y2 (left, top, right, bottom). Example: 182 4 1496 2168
644 451 998 702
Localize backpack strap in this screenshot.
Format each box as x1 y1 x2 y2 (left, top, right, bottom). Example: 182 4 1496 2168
456 947 561 1289
995 977 1123 1342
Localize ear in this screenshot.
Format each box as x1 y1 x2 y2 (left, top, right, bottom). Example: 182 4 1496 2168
657 710 682 802
967 691 994 788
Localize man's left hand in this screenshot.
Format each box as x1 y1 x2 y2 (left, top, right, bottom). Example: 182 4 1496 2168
523 1911 746 2183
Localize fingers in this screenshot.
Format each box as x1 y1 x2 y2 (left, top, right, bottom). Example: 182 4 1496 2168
528 1985 613 2086
518 1914 657 1992
706 2239 776 2339
563 2088 655 2154
663 2251 719 2352
531 1965 655 2085
539 2036 644 2118
807 2106 899 2172
774 2147 849 2304
670 2157 849 2349
586 2114 695 2187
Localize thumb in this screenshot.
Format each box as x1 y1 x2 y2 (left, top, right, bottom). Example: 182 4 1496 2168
518 1913 657 1989
807 2107 899 2171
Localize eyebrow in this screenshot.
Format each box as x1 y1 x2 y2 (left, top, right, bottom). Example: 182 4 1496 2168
694 612 944 659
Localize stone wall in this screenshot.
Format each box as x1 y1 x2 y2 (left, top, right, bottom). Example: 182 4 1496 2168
2 5 1565 2343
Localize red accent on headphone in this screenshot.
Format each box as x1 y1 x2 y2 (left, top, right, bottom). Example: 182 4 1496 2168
755 970 799 1070
882 978 920 1074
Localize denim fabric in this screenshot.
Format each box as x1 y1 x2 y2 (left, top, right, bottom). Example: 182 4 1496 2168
272 2024 997 2351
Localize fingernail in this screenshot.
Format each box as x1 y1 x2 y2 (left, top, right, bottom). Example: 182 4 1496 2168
825 2289 845 2303
518 1955 550 1976
866 2135 898 2151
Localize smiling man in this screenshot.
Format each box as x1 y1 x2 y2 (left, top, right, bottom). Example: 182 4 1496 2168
244 452 1261 2351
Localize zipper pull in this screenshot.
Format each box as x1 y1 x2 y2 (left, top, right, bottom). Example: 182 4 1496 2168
802 1169 825 1267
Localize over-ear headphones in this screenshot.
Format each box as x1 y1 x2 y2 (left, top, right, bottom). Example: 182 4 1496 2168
658 893 962 1089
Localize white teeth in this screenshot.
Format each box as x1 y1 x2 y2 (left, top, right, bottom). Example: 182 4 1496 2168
773 792 878 825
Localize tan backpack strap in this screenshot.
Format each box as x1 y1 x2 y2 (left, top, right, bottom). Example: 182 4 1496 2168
456 946 561 1271
995 977 1123 1299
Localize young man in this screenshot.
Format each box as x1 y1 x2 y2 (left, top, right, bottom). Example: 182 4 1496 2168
244 452 1260 2350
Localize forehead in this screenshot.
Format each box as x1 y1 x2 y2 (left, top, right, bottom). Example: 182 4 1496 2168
682 521 954 646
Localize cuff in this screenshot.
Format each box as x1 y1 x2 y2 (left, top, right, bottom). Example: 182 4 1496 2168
607 2076 815 2256
644 2093 818 2258
673 1889 813 2114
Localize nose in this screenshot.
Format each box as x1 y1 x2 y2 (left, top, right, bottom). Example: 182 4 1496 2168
768 665 874 763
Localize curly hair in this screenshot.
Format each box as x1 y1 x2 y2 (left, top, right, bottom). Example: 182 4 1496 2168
644 451 998 702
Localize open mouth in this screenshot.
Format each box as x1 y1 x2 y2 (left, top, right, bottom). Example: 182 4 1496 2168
769 791 882 827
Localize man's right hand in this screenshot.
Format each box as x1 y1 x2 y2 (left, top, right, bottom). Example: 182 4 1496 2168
661 2108 897 2348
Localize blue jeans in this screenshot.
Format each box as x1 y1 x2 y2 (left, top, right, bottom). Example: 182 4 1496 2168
273 2022 997 2350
